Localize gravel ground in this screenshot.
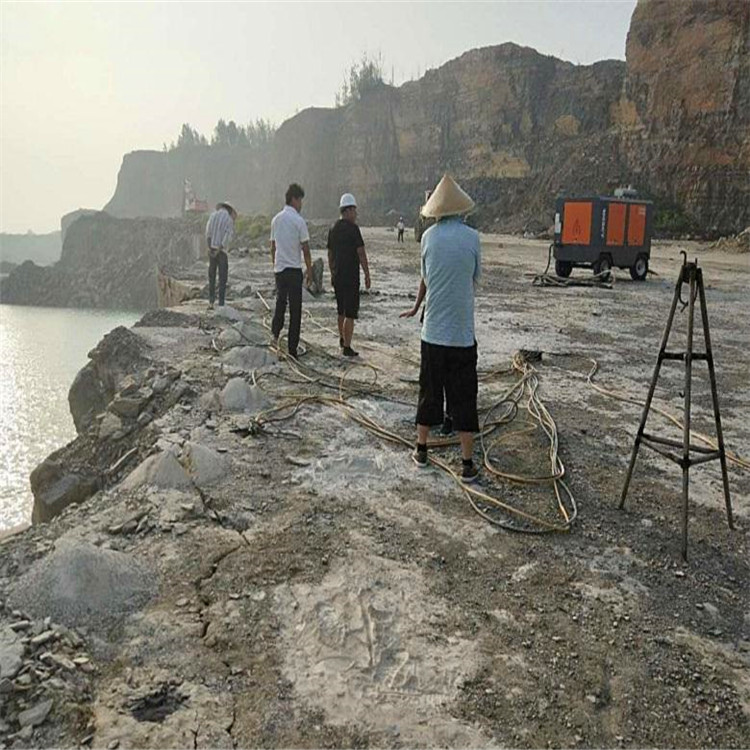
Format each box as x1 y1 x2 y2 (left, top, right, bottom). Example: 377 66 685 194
0 228 748 748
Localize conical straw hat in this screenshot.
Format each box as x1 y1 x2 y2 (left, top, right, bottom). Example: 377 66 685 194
421 174 475 218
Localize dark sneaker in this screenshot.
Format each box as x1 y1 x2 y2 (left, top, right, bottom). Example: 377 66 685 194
412 449 428 468
460 461 480 484
439 417 454 436
288 350 299 361
342 346 359 357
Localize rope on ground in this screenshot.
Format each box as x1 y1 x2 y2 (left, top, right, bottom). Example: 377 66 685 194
582 356 750 471
529 243 614 288
246 292 577 533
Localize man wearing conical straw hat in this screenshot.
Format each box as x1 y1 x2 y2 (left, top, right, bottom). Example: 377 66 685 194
400 174 481 482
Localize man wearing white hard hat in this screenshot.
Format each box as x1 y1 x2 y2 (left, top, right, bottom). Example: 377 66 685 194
400 174 481 483
327 192 371 357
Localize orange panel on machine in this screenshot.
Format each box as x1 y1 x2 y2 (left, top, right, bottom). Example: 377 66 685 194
627 203 647 246
606 203 626 246
561 202 592 245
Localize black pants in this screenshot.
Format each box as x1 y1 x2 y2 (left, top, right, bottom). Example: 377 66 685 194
208 250 228 305
416 340 479 432
398 229 404 242
272 268 303 354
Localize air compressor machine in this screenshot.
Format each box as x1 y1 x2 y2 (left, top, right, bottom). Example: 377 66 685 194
553 193 653 280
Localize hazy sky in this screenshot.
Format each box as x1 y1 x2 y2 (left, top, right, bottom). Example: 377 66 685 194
1 1 636 234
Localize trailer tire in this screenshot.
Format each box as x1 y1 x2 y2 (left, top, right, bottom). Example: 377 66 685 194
630 254 648 281
555 260 572 278
594 255 612 276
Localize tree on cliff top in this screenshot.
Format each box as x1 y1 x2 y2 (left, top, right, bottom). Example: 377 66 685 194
175 124 208 149
335 52 388 107
166 119 276 151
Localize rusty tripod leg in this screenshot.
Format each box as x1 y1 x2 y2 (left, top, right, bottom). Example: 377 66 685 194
620 266 684 509
680 267 697 561
697 268 734 530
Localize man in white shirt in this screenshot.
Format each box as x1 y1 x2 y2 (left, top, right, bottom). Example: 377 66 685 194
270 183 312 359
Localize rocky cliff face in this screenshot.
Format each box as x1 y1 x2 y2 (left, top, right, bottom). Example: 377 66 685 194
0 213 204 309
102 1 748 234
103 147 271 220
617 0 749 233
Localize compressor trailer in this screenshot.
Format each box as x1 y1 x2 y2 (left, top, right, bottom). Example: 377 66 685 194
553 195 653 280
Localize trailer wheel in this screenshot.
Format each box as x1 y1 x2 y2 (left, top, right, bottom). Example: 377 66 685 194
630 254 648 281
555 260 572 278
594 255 612 276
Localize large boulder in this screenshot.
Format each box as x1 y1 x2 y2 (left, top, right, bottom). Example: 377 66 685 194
181 442 231 487
220 378 270 413
30 459 99 524
221 346 274 372
8 542 156 631
68 326 150 434
0 627 25 679
217 321 268 349
121 451 193 491
210 305 243 322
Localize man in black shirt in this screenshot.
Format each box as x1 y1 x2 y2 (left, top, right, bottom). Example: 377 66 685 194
327 193 371 357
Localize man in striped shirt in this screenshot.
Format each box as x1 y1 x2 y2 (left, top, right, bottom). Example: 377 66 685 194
205 201 237 309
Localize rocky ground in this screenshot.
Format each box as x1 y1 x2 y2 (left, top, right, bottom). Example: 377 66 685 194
1 228 749 749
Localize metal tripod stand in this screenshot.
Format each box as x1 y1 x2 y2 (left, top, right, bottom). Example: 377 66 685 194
620 253 734 560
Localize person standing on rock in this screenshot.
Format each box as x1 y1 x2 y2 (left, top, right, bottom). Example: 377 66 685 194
327 193 371 357
205 201 237 310
270 183 312 359
399 174 481 482
397 216 405 243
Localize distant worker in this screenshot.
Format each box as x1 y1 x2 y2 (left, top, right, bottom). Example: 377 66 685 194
399 174 481 482
270 183 312 359
205 201 237 310
327 193 371 357
397 216 405 243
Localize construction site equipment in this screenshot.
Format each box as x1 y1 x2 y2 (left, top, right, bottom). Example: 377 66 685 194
619 254 734 560
553 193 653 280
183 179 208 215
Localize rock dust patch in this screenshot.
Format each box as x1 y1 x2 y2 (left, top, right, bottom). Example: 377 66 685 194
274 544 491 746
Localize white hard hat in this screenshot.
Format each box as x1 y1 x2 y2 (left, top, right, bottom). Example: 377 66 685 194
339 193 357 209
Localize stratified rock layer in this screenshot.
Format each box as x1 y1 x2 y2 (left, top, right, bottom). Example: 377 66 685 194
103 1 748 235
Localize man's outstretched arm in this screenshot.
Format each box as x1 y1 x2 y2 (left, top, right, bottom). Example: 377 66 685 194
400 278 426 318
